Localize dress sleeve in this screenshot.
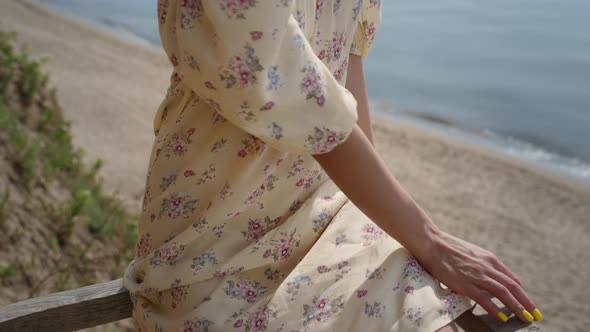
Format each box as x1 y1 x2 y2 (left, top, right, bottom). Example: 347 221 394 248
164 1 359 155
350 0 383 59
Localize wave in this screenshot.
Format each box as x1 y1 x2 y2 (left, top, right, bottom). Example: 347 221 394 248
371 101 590 186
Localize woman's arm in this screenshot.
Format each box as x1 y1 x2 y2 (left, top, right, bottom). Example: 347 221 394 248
345 54 374 145
312 63 542 324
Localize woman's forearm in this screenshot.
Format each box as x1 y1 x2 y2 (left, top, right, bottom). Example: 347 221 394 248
312 125 442 260
346 54 374 145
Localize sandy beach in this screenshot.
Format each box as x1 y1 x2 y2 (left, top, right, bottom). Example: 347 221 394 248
1 0 589 331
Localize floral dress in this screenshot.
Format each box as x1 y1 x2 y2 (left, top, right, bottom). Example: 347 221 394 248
122 1 474 331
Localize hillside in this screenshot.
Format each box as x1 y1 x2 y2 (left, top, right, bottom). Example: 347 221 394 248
0 31 136 331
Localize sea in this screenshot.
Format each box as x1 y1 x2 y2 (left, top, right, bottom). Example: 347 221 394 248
38 0 590 185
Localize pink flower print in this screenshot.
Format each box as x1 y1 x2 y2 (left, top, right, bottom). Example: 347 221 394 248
150 213 156 222
150 243 185 267
204 81 216 90
402 256 428 282
220 45 263 89
237 134 266 158
182 319 213 332
234 319 243 328
172 140 186 154
219 0 257 19
300 62 326 106
305 126 348 154
360 223 385 246
357 289 368 298
180 0 204 29
260 101 274 111
317 265 331 273
136 232 153 258
184 169 195 177
295 169 322 190
439 292 467 317
250 31 263 40
242 304 278 332
302 295 345 327
166 72 184 97
404 286 415 294
363 20 377 46
170 278 190 309
317 95 325 106
159 192 198 219
223 279 267 303
266 229 300 261
170 54 178 66
157 0 169 24
315 0 325 20
263 249 271 258
164 129 194 158
242 215 283 242
333 57 348 82
318 49 325 60
319 31 346 63
244 174 278 205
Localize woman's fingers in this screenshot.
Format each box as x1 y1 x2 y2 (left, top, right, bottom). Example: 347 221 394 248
467 287 509 323
476 276 534 323
488 268 539 320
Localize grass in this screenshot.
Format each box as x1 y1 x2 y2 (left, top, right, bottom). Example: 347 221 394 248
0 30 138 294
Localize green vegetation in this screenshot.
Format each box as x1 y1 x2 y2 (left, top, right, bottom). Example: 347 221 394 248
0 31 138 296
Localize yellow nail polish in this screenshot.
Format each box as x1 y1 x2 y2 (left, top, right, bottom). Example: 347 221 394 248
532 308 543 321
497 311 509 323
522 310 534 323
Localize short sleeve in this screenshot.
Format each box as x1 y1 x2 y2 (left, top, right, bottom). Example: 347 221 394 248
350 0 382 59
160 1 359 155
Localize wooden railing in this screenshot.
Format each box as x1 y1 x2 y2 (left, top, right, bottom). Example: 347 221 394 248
0 278 542 332
0 278 131 331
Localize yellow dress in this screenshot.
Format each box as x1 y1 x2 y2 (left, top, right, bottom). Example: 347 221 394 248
122 1 474 331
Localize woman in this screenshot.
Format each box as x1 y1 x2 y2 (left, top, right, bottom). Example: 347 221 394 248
123 1 543 331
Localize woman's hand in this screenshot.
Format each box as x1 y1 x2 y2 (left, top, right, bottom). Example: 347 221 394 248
314 125 544 324
419 231 543 323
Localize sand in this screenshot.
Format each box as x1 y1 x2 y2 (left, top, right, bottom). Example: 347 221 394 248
1 0 589 331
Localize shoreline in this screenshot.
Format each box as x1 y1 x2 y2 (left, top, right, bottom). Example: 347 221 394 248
32 0 590 195
372 111 590 195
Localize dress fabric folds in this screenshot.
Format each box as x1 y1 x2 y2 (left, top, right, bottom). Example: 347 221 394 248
122 1 474 331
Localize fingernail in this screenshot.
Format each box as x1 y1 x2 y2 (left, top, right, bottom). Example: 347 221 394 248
532 308 543 321
522 309 534 323
497 311 509 323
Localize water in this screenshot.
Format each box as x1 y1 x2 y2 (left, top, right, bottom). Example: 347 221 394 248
39 0 590 184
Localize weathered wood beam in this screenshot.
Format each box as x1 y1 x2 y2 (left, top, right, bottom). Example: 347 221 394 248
0 278 132 332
